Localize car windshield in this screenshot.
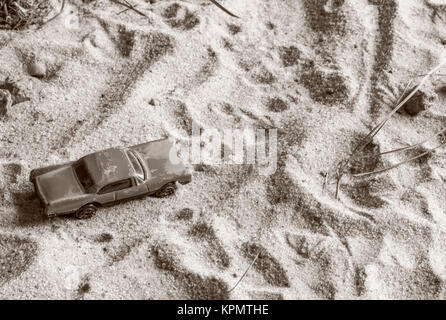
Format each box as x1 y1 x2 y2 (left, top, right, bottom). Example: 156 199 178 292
127 150 145 180
73 161 94 191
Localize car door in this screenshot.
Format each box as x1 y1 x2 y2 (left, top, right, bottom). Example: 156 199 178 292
95 179 133 205
115 177 149 201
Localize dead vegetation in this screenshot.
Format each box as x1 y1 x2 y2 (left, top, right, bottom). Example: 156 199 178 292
334 61 446 199
110 0 149 19
0 0 54 30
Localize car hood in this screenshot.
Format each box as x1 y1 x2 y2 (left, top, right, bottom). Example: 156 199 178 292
35 165 84 205
129 138 188 179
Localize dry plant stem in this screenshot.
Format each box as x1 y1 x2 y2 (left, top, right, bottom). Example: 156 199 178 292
335 60 446 199
117 8 130 15
110 0 149 18
355 127 446 159
359 61 445 153
352 141 446 178
228 251 260 293
209 0 240 18
395 79 414 105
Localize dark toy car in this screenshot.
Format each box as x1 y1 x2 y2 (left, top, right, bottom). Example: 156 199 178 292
30 138 192 219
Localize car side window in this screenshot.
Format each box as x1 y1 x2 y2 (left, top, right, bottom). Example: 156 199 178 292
98 179 133 194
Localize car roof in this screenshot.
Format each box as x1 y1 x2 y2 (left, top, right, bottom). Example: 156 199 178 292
82 147 135 188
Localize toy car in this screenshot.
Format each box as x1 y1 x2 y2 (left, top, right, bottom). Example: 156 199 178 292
30 138 192 219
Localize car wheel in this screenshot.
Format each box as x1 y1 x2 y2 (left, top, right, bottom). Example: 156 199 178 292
155 182 176 198
75 204 97 219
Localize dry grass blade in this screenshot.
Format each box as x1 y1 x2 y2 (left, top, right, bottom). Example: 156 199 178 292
354 127 446 159
352 141 446 178
208 0 240 18
380 127 446 155
335 60 446 198
228 251 260 293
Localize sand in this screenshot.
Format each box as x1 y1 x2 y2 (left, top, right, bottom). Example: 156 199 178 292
1 0 446 300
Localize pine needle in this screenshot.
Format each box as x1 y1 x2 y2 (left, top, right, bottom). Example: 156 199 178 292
352 141 446 178
354 127 446 159
110 0 149 18
228 251 260 293
208 0 240 18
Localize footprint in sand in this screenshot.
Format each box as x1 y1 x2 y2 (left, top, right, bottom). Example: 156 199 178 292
239 58 276 85
188 222 231 269
0 234 38 286
162 3 200 31
1 162 22 184
265 97 289 113
298 61 351 107
161 99 194 138
241 242 290 288
0 162 23 206
152 242 229 299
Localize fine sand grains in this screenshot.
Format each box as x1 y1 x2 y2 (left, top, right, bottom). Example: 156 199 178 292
0 0 446 299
